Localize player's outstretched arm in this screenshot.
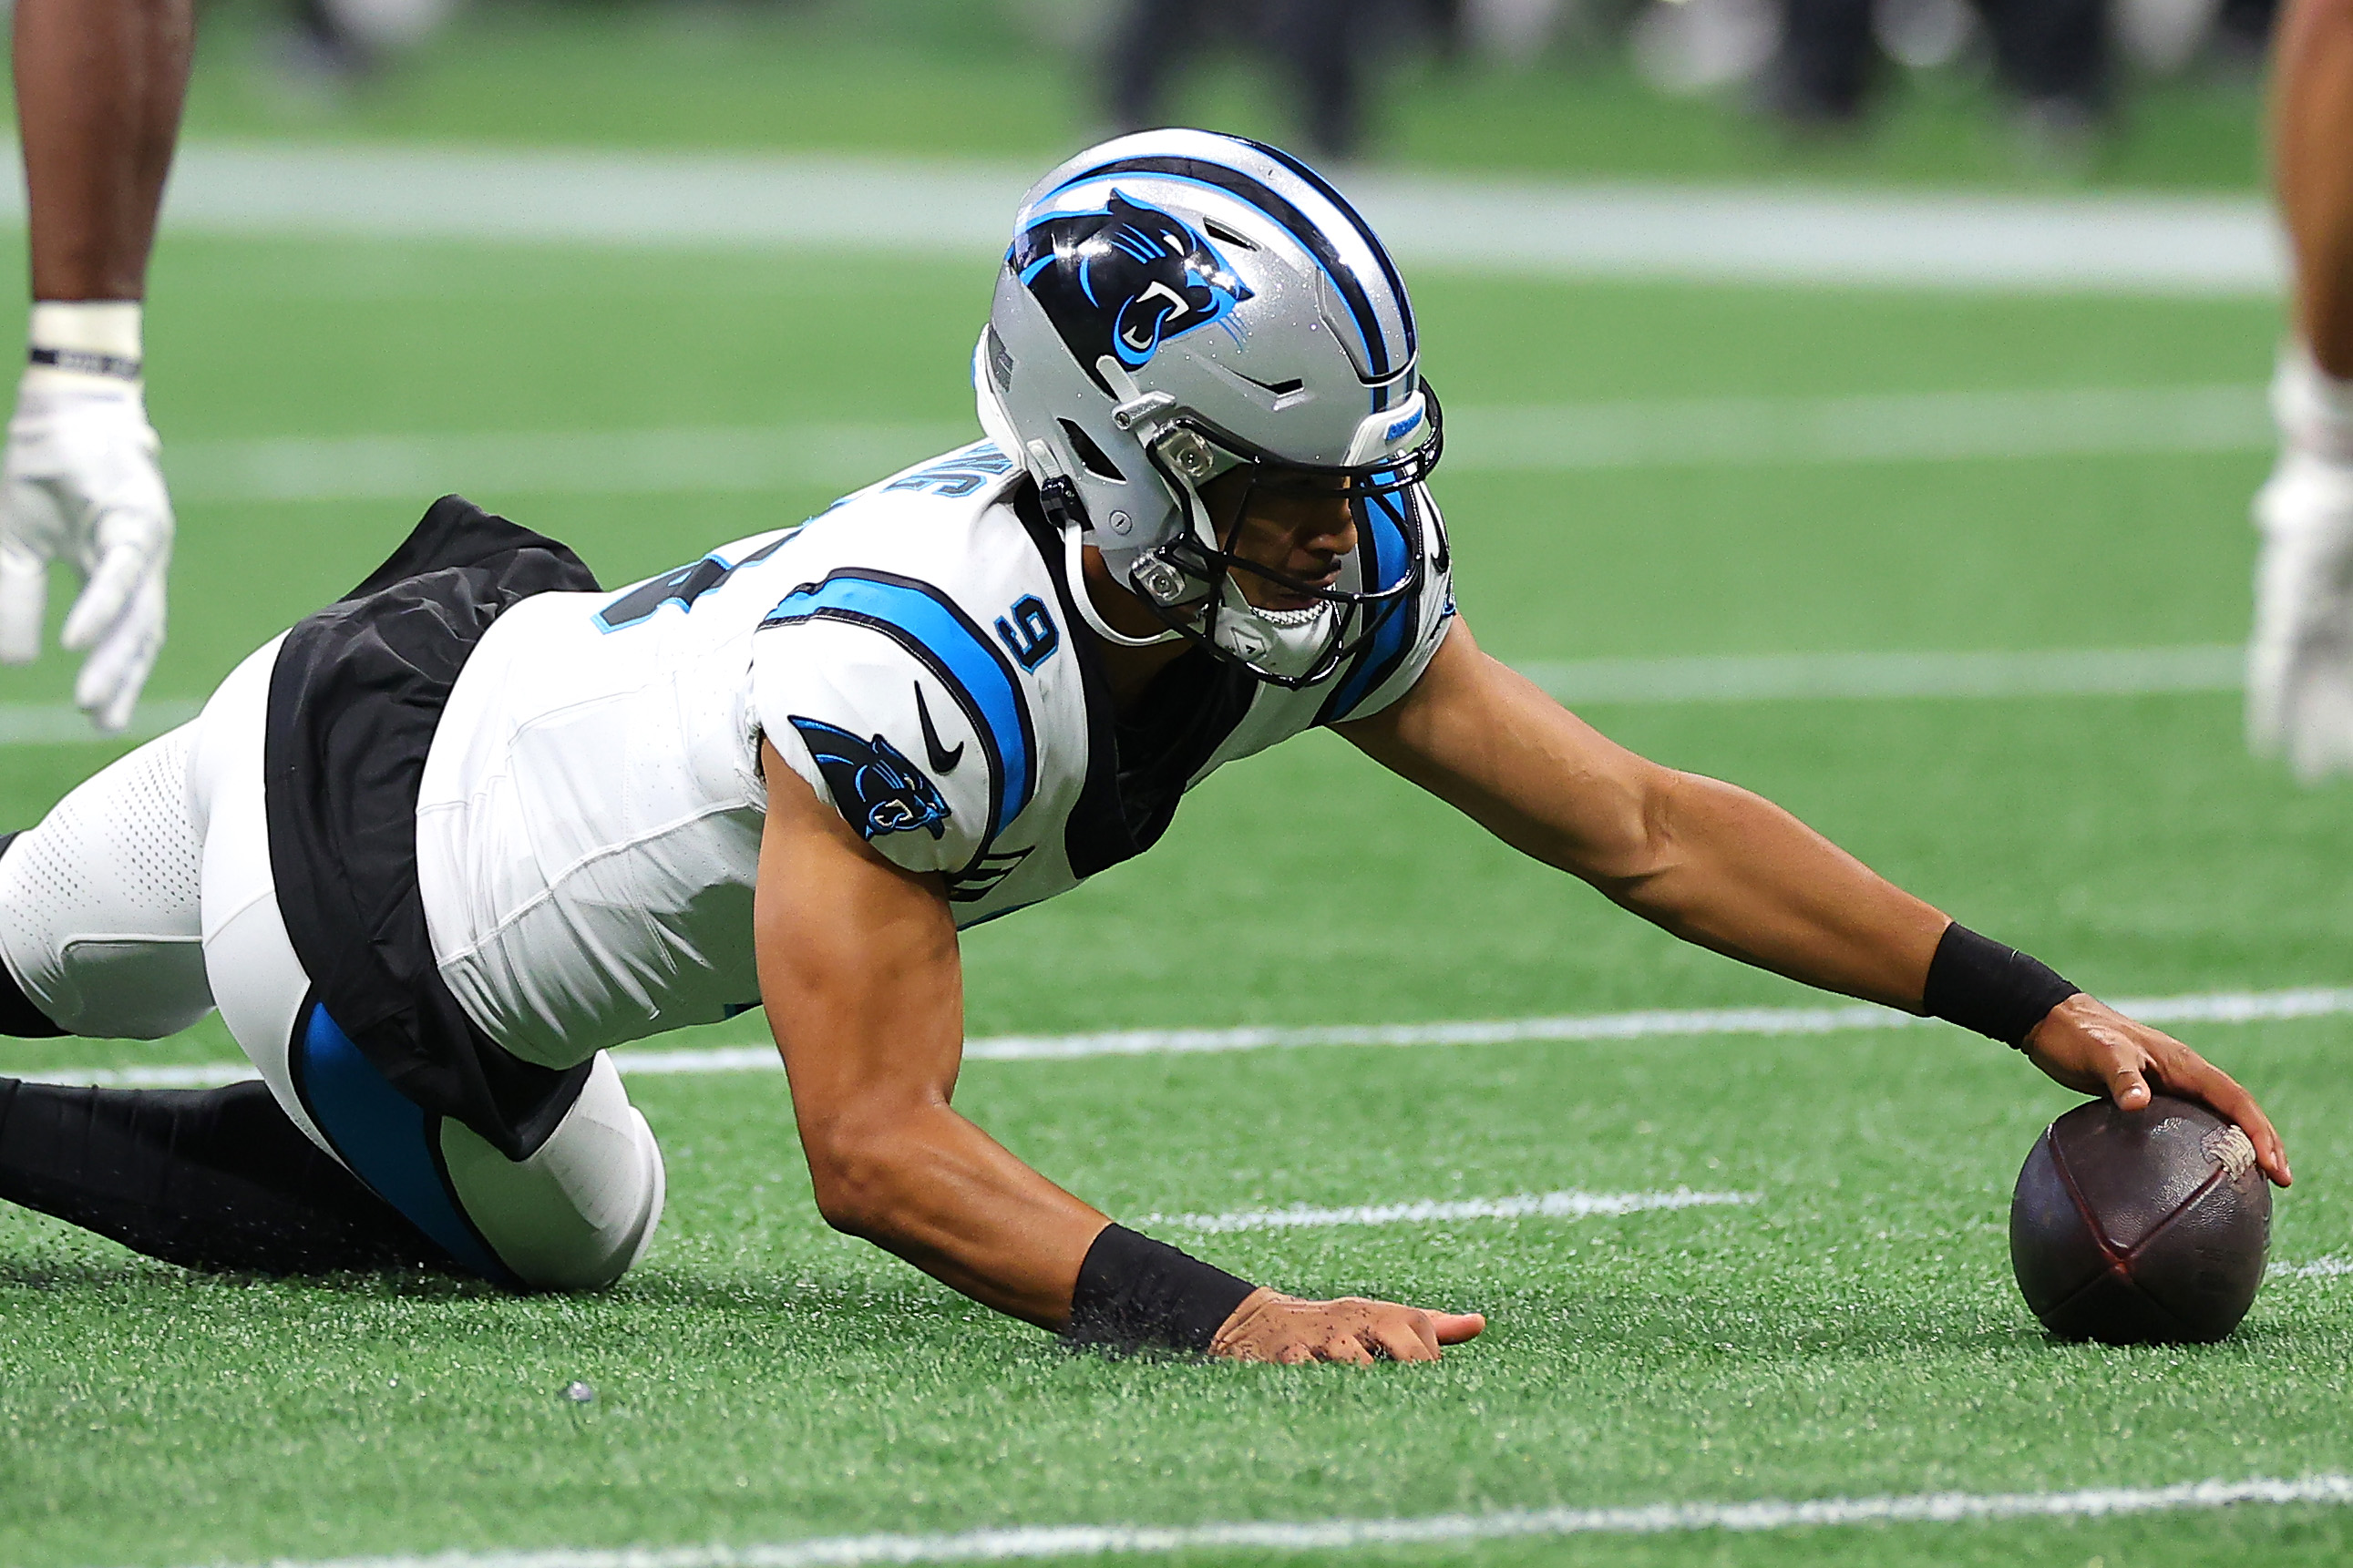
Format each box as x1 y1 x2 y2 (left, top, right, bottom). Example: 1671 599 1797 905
754 740 1485 1356
1338 620 2290 1187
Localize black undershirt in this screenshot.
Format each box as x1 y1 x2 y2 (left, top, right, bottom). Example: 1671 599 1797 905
1011 482 1262 882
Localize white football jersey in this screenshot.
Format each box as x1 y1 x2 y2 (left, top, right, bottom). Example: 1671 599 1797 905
414 441 1455 1069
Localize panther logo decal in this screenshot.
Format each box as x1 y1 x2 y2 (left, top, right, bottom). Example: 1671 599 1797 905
787 716 951 841
1011 191 1253 393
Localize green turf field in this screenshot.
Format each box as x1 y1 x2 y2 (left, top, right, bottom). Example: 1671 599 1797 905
10 139 2353 1567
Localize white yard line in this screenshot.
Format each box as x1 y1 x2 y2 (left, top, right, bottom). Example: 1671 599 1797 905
139 1473 2353 1568
160 384 2271 505
22 1062 261 1089
164 421 970 505
0 142 2278 293
23 983 2353 1091
2281 1257 2353 1279
0 644 2252 751
0 643 2241 750
0 699 198 745
950 984 2353 1062
1139 1188 1755 1233
1451 383 2272 470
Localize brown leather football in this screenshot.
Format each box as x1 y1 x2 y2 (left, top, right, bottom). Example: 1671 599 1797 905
2009 1094 2272 1344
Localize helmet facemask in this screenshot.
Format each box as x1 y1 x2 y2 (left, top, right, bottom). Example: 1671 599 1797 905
1109 386 1444 689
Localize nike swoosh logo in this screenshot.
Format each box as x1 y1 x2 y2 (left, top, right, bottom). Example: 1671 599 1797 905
913 682 964 774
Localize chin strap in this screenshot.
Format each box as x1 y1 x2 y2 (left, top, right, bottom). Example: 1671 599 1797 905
1063 524 1184 649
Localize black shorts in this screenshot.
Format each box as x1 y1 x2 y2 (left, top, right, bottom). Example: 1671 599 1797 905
263 496 602 1160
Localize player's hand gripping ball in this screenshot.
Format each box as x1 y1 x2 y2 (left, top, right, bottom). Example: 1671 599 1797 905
2009 1094 2271 1344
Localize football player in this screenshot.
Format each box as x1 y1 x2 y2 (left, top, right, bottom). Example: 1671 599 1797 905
0 0 187 733
0 132 2291 1364
2254 0 2353 778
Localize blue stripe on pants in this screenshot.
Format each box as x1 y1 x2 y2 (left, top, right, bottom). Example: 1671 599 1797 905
292 1003 516 1286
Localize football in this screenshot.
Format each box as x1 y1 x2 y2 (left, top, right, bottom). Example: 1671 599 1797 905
2009 1094 2272 1345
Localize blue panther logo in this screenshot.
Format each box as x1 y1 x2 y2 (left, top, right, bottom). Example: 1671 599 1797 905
1011 191 1253 393
787 716 950 842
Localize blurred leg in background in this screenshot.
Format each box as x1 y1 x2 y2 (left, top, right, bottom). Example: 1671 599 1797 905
1105 0 1376 161
286 0 375 79
2250 0 2353 777
1766 0 1877 124
1978 0 2111 133
1108 0 1207 137
2222 0 2288 59
1762 0 2109 139
1269 0 1365 159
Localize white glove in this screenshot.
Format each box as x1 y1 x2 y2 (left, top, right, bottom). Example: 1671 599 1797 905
0 365 173 733
2248 449 2353 780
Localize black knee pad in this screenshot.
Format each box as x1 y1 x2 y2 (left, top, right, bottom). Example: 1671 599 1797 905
0 833 64 1039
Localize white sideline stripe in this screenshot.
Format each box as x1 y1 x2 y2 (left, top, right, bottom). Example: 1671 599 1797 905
25 983 2353 1091
0 143 2283 294
159 384 2272 505
1138 1187 1754 1233
2283 1257 2353 1278
143 1474 2353 1568
1522 645 2245 704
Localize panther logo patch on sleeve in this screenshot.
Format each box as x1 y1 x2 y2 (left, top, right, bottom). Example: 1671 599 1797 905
787 716 952 841
1010 191 1253 393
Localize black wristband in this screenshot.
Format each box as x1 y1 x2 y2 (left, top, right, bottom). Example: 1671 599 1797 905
1922 922 2081 1048
28 345 140 381
1063 1223 1258 1354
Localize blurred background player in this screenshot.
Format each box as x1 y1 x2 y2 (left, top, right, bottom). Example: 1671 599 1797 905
2250 0 2353 779
1 0 451 738
1105 0 1462 161
1764 0 2115 138
1 0 191 734
1632 0 2278 153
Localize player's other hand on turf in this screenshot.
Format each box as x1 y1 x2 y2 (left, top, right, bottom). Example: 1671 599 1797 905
2023 994 2291 1187
0 369 173 733
1207 1287 1485 1364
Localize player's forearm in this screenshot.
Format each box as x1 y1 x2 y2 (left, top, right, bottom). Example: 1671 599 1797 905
1349 636 1946 1008
15 0 193 302
796 1100 1109 1328
1595 769 1950 1011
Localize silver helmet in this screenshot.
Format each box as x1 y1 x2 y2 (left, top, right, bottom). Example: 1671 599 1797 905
974 128 1443 687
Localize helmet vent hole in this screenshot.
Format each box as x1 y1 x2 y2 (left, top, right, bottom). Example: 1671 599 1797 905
1201 217 1259 251
985 325 1015 392
1060 420 1126 483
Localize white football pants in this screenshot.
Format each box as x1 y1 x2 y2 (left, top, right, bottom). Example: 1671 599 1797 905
0 638 664 1290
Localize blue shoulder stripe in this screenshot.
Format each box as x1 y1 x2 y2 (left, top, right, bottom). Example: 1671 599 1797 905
762 569 1037 843
1320 487 1422 724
